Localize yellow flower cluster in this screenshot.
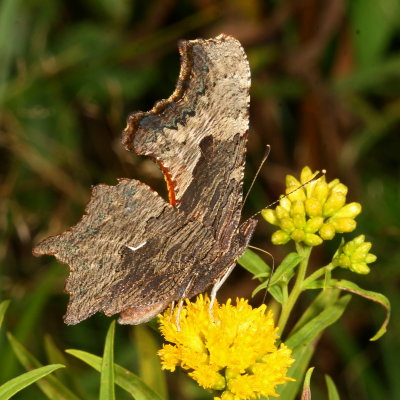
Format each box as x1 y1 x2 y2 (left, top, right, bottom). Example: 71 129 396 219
262 166 362 247
158 295 294 400
332 234 377 274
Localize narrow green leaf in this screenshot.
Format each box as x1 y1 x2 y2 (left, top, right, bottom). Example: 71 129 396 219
252 253 302 298
291 289 340 336
44 335 75 386
0 300 10 329
270 253 303 286
265 284 284 303
44 335 68 367
335 55 400 93
325 375 340 400
238 248 271 278
252 279 271 298
286 295 351 350
66 349 162 400
134 325 168 399
305 279 390 340
0 0 20 109
1 267 59 382
7 333 81 400
0 364 64 400
350 0 399 68
301 367 314 400
100 320 116 400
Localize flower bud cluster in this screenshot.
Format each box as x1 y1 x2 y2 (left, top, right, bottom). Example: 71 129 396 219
262 166 362 246
332 235 376 274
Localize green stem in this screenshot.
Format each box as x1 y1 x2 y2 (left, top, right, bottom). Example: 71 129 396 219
302 263 333 289
277 244 312 334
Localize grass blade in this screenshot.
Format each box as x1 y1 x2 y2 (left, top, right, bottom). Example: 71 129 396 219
300 367 314 400
286 295 351 350
325 375 340 400
0 300 10 330
1 267 59 382
0 364 64 400
100 320 116 400
7 333 82 400
66 349 162 400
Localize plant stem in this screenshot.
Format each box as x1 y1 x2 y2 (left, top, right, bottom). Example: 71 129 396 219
302 263 333 289
277 244 312 334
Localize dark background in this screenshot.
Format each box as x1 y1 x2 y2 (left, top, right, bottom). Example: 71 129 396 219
1 0 399 399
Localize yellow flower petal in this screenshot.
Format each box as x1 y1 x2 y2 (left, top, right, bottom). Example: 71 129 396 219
158 295 294 400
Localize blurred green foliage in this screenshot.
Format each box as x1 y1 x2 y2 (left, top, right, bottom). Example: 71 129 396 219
1 0 399 399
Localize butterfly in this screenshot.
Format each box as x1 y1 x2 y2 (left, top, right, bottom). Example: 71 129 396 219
33 34 257 325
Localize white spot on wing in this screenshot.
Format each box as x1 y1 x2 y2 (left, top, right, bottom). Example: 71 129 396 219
127 241 147 251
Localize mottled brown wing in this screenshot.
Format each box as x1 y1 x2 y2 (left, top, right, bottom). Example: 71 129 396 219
33 34 255 325
33 179 216 324
122 34 250 249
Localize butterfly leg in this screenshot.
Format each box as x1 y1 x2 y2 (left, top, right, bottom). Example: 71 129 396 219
175 275 196 330
209 262 236 320
175 298 185 331
169 300 175 320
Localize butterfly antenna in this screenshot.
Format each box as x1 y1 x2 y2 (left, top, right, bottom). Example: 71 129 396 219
248 245 275 303
243 145 271 207
245 169 327 221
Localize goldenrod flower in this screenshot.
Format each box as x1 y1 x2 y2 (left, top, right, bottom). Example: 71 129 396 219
262 166 361 246
158 295 294 399
332 235 377 274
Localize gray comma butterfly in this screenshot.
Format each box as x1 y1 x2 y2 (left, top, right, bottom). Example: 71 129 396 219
33 35 257 325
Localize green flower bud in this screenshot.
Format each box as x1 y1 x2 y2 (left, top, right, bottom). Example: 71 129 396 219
291 229 305 242
276 205 290 219
271 230 291 245
331 182 348 196
286 174 301 187
332 235 376 274
305 180 317 199
352 234 365 245
290 200 305 216
327 178 340 190
264 167 364 248
304 233 323 247
286 185 306 202
319 223 336 240
279 196 291 211
341 254 351 267
351 262 370 274
300 166 314 184
292 214 306 229
332 202 362 218
305 198 322 217
352 242 372 261
305 216 324 233
343 239 357 253
312 180 329 203
280 218 295 233
331 217 356 233
323 192 346 216
261 209 278 226
366 253 377 263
